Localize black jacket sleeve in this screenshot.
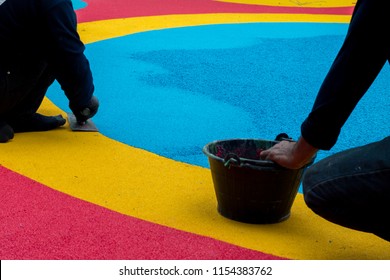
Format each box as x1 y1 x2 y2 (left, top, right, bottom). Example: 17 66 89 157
43 0 94 109
300 0 389 150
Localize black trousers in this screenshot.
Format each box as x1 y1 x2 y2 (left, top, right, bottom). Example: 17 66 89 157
303 0 390 241
0 58 55 121
304 137 390 242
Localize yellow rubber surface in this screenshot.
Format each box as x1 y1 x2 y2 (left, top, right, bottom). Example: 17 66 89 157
1 97 389 260
2 12 389 260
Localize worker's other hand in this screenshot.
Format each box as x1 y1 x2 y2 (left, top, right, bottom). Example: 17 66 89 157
70 96 99 124
260 137 318 169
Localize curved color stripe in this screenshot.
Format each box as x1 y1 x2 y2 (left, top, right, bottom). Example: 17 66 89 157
69 20 390 171
0 166 283 260
75 0 354 23
77 13 351 44
216 0 355 8
1 98 389 260
2 5 389 260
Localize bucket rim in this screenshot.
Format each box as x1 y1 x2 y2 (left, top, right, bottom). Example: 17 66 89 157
202 138 316 170
202 138 279 168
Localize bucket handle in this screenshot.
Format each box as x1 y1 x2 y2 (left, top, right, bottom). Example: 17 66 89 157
223 153 241 168
275 133 293 142
223 153 276 169
222 133 293 169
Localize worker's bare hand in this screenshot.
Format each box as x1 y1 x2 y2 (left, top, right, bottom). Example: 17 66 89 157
260 141 300 169
260 138 318 169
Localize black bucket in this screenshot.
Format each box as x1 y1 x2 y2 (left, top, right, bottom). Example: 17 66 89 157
203 135 314 224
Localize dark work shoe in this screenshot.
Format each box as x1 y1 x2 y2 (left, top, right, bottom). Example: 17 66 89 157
9 113 66 132
0 121 14 143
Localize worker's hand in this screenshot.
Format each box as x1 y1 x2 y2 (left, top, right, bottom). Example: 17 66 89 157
70 96 99 124
260 137 318 169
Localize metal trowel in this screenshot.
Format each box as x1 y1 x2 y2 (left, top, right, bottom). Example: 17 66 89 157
67 112 98 132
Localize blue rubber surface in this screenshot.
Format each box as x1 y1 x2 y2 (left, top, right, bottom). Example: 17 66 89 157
47 22 390 173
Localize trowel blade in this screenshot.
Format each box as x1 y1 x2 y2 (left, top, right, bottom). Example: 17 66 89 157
67 112 99 132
